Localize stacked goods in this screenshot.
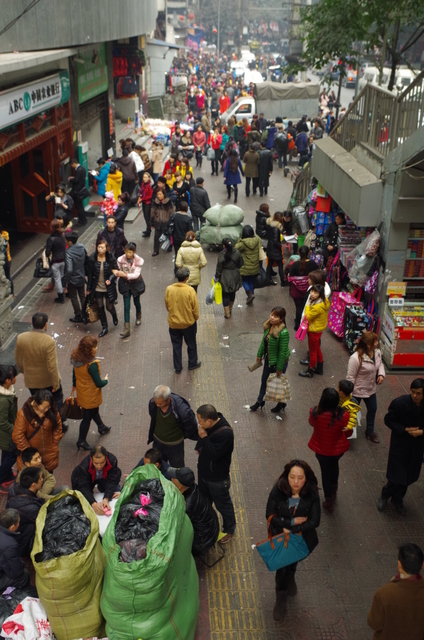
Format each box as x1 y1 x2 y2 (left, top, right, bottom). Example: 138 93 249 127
32 491 106 640
328 291 362 338
101 465 199 640
200 204 245 246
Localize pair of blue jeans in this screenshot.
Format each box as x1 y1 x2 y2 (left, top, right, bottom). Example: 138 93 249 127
352 393 377 434
242 275 255 294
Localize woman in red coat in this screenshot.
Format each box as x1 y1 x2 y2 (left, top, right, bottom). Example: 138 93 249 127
308 388 349 514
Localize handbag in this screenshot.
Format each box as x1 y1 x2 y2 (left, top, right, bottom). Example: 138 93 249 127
206 147 215 161
206 284 215 305
60 392 84 421
288 275 310 295
76 186 89 200
130 183 140 206
211 279 222 305
248 360 263 372
264 374 292 403
161 237 171 251
295 318 308 341
253 267 267 289
85 297 99 323
258 244 267 262
33 257 52 278
255 515 310 572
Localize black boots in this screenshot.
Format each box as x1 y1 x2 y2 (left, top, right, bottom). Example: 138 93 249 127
98 424 111 435
271 403 286 413
273 589 288 622
250 401 265 412
54 293 65 304
314 361 324 375
299 367 314 378
98 307 108 338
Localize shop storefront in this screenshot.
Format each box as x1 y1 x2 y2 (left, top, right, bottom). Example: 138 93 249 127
0 71 72 235
112 43 145 121
76 43 110 168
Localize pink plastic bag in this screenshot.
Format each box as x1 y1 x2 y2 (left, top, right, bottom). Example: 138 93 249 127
295 319 308 341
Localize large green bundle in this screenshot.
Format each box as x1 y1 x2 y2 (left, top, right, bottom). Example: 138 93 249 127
101 465 199 640
200 222 243 246
204 203 245 226
32 490 105 640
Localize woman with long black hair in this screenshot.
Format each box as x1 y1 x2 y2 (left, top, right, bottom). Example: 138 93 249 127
215 237 243 319
265 460 320 621
308 388 350 513
289 246 318 330
223 149 244 204
86 239 119 338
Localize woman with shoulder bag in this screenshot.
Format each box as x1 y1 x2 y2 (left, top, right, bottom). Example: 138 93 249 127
215 238 243 319
250 306 290 413
265 460 320 621
115 242 144 338
289 246 319 330
175 230 207 293
86 239 119 338
346 331 385 444
71 336 110 451
235 225 263 305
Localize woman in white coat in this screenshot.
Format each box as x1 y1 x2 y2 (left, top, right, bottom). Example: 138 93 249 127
115 242 144 338
175 231 207 292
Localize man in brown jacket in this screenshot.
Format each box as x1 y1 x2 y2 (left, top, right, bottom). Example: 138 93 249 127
165 267 200 374
15 313 66 430
368 542 424 640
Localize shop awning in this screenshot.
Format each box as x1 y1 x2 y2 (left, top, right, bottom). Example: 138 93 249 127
311 138 383 227
0 49 77 74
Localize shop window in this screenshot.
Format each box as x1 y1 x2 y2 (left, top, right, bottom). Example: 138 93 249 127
33 150 45 180
22 191 34 218
20 153 30 178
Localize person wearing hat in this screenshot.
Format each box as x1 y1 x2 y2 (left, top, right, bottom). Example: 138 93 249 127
168 465 220 557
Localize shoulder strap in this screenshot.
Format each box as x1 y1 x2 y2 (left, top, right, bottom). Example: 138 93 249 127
211 425 233 437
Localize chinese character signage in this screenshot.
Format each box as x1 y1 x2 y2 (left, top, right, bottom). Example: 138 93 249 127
77 43 108 104
0 71 70 131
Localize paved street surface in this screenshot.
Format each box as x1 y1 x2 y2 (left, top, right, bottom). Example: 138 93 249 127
7 158 420 640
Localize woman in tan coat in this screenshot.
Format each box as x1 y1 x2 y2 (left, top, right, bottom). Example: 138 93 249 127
242 145 260 197
151 141 164 181
13 389 63 472
175 231 207 292
71 335 110 451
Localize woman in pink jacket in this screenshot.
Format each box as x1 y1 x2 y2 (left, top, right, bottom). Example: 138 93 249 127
193 124 206 168
346 331 385 444
308 388 350 514
116 242 144 339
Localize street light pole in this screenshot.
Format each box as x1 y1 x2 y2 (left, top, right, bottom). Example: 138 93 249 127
217 0 221 59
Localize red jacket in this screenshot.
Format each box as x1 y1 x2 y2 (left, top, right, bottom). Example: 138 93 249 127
162 160 180 176
138 181 153 205
208 133 222 150
308 408 350 456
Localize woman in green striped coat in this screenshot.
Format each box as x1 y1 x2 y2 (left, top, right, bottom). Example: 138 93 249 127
250 307 290 413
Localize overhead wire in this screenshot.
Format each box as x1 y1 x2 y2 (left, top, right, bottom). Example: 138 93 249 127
0 0 43 39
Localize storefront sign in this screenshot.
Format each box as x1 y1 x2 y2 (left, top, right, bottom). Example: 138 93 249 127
0 71 70 131
109 105 114 135
77 43 108 104
386 281 407 296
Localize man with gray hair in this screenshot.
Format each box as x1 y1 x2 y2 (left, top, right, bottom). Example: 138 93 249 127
147 385 198 466
165 267 200 374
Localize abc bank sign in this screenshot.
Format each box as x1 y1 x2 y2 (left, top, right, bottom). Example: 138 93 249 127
0 71 70 131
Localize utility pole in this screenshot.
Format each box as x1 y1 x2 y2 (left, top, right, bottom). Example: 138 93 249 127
217 0 221 59
238 0 243 56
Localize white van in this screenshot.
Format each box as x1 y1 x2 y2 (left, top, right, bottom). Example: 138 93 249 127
357 66 391 92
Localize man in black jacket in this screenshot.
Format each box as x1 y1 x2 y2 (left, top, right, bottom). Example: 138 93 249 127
97 216 127 258
168 466 220 556
196 404 235 544
6 467 44 556
71 445 121 516
65 231 87 323
323 212 345 266
274 132 289 171
148 385 198 467
258 142 273 197
69 158 87 225
378 379 424 515
190 178 211 233
0 509 31 590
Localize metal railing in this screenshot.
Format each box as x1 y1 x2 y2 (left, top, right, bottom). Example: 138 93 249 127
331 70 424 157
288 162 312 210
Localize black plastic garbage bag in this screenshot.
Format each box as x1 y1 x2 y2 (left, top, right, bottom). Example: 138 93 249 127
35 495 91 562
114 479 164 563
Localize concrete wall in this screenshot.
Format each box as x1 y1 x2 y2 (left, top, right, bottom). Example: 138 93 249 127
144 44 176 96
0 0 158 52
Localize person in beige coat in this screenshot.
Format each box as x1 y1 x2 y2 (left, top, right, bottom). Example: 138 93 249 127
242 145 260 197
14 313 66 429
175 231 207 292
151 141 164 181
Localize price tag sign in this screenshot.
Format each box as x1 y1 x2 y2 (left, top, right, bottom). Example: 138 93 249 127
387 282 407 296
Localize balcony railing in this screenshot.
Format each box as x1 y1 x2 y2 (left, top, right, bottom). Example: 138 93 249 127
331 70 424 157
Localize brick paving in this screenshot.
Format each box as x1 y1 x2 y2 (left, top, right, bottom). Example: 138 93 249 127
5 158 422 639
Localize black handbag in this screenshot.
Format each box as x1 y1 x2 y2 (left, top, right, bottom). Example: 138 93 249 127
76 186 89 200
254 267 267 289
130 184 140 206
60 395 84 421
33 257 52 278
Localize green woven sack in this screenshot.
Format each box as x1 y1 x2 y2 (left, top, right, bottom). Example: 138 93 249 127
199 222 243 246
204 203 244 226
31 490 106 640
101 465 199 640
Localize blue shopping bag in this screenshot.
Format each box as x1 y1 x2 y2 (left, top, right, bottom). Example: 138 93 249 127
255 515 310 571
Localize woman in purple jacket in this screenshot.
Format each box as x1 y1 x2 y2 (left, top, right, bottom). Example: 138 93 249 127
223 150 244 204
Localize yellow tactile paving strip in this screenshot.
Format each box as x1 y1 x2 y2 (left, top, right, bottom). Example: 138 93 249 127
192 300 267 639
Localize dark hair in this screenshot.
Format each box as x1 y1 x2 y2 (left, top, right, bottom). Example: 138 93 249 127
71 336 98 365
312 388 340 422
310 284 326 303
338 379 354 396
21 447 40 465
20 466 42 490
124 242 136 253
258 203 270 216
309 270 325 286
144 448 162 465
241 225 254 239
109 163 117 174
32 389 56 430
398 543 424 575
185 231 196 242
71 158 79 165
196 177 204 185
277 460 318 497
335 212 346 224
298 245 310 275
32 312 48 330
157 176 166 184
354 331 378 364
56 184 66 193
106 216 116 224
170 153 178 161
0 508 20 529
229 149 238 173
176 267 190 282
179 201 189 213
222 237 234 262
50 219 62 234
67 231 79 245
273 211 281 223
411 378 424 390
96 238 110 252
122 148 129 157
197 404 218 421
119 192 130 204
90 445 108 459
0 364 17 386
270 306 286 323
